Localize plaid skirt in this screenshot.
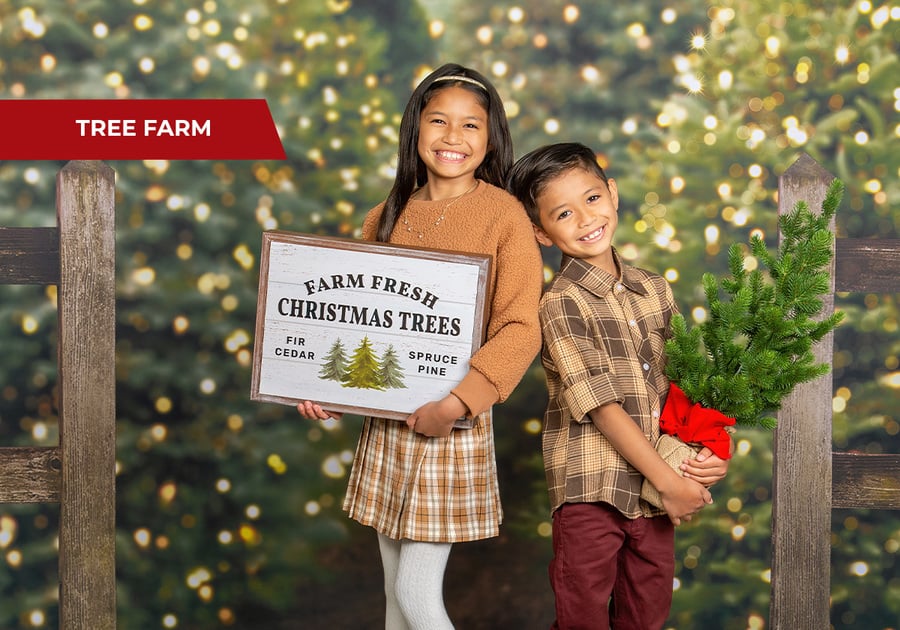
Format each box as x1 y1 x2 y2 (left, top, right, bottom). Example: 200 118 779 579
342 410 502 542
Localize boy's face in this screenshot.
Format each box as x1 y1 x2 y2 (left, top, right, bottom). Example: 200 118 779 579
533 167 619 275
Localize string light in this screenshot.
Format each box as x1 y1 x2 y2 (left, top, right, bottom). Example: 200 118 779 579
690 31 707 50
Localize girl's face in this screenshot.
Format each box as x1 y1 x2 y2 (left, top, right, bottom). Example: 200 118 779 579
416 86 489 192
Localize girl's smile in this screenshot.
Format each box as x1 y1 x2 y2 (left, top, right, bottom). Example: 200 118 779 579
434 150 468 162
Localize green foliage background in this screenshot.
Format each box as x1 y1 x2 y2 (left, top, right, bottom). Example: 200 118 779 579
0 0 898 628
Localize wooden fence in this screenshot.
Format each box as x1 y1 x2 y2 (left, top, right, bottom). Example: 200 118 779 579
0 161 116 629
770 153 900 628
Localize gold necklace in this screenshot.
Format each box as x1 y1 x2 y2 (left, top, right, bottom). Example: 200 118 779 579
402 181 478 240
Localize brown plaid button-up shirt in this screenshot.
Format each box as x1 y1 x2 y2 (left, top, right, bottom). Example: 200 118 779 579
539 250 676 518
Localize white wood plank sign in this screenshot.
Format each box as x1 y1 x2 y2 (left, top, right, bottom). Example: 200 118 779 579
251 231 491 424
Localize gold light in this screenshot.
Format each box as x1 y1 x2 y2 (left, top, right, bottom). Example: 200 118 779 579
134 14 153 31
835 42 850 64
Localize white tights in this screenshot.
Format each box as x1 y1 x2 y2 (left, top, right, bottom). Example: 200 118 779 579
377 533 454 630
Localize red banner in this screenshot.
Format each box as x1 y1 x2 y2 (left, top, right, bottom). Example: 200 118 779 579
0 99 286 160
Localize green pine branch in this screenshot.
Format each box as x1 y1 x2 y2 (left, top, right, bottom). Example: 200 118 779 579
665 179 846 429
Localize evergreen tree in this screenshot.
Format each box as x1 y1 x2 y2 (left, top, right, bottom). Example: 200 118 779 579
318 338 349 382
341 337 383 390
666 180 845 428
378 344 406 389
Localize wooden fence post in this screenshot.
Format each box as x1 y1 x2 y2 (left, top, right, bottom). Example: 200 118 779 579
769 153 835 630
56 161 117 629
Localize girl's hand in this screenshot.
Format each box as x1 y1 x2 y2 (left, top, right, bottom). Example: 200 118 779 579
680 447 729 486
296 400 343 421
406 394 467 437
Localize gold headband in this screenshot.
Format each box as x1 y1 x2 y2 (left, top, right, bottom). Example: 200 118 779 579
432 75 487 91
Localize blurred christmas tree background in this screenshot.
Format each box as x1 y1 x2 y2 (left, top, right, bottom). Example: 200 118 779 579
0 0 898 628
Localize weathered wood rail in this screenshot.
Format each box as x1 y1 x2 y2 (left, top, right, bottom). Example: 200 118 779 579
0 161 116 629
770 153 900 629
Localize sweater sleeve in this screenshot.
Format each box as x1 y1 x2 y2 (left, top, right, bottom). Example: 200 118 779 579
362 193 542 418
360 204 383 240
452 205 543 417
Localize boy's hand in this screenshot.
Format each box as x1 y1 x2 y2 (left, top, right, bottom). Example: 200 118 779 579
680 447 729 487
296 400 343 421
406 394 467 437
658 474 712 526
587 402 714 525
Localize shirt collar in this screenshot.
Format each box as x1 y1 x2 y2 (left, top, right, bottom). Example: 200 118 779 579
557 248 649 299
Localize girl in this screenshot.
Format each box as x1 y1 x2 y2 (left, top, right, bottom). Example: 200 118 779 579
298 63 543 629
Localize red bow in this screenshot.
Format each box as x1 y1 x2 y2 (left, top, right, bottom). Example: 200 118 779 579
660 382 735 460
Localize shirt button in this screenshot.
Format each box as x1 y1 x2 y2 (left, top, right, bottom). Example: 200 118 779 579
642 362 650 371
615 283 624 292
629 319 637 327
652 410 660 419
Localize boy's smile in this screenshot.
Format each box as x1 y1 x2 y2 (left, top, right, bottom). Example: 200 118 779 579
533 167 619 275
578 226 607 243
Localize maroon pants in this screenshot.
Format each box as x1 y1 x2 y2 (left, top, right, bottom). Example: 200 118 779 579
549 502 675 630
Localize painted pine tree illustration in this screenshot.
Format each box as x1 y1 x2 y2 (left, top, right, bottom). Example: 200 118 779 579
341 336 384 390
318 339 349 382
378 345 406 389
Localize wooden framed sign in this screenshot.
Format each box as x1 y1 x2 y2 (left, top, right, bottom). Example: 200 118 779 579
250 231 491 425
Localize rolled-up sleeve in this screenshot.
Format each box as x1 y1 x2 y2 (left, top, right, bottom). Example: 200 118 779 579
541 291 623 424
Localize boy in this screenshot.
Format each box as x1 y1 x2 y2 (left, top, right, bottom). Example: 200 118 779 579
506 142 729 629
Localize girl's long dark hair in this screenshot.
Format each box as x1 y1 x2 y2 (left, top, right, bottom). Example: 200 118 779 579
374 63 513 242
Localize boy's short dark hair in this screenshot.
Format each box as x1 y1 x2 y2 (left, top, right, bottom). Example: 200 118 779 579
506 142 610 225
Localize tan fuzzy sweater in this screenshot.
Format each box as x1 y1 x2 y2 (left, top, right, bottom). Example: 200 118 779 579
344 179 543 542
361 180 543 416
